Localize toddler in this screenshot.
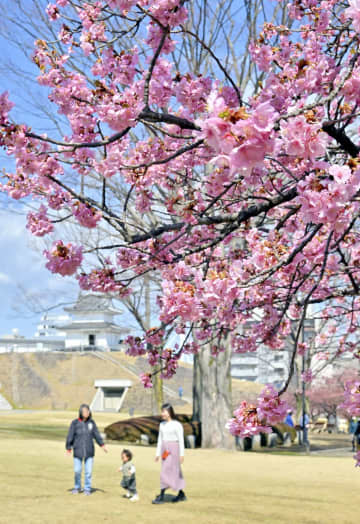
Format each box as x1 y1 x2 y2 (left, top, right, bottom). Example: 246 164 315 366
118 449 138 502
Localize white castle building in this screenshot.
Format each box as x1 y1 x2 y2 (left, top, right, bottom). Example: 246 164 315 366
62 294 126 351
0 293 128 353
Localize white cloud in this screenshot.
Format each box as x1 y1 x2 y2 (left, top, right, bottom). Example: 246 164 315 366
0 272 11 284
0 208 26 240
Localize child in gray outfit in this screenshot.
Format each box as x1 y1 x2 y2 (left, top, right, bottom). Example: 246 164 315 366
118 449 138 501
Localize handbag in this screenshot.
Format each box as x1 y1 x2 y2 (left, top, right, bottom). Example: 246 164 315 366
162 450 170 460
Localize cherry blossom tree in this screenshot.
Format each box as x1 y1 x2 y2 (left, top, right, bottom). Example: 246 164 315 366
307 368 359 423
3 0 360 449
1 0 284 448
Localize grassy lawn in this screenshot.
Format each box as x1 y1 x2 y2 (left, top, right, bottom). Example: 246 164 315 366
0 411 126 440
0 411 358 524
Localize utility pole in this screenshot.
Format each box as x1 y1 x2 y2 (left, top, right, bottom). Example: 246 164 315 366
301 321 310 454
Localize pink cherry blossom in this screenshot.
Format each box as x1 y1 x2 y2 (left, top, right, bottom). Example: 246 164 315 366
140 372 153 388
280 116 328 160
44 241 83 276
145 327 164 347
108 0 138 13
72 202 102 228
160 348 179 379
257 385 289 425
77 267 131 296
175 74 212 113
46 4 60 20
0 91 14 125
226 401 272 438
340 381 360 417
26 205 54 237
124 335 146 357
345 0 360 33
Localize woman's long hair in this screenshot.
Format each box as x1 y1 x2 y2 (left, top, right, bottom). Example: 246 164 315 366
161 403 176 420
79 403 92 420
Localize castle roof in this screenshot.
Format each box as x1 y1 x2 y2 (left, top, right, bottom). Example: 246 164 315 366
64 293 121 314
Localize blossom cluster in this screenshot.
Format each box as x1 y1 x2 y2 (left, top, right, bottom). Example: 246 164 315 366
72 202 102 229
256 385 289 425
44 241 83 276
340 381 360 417
124 336 147 357
301 370 313 384
0 92 14 125
197 97 278 178
226 401 272 439
26 205 54 237
77 267 130 296
227 386 288 437
140 372 153 388
160 348 179 380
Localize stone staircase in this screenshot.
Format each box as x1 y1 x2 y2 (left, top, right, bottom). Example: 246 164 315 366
0 393 12 410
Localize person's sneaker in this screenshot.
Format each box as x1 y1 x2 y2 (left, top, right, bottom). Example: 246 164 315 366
84 491 91 496
172 492 187 503
152 494 165 504
129 494 139 502
71 489 80 494
123 491 131 499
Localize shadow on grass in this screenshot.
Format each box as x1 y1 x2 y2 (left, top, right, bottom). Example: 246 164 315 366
66 488 106 494
151 493 178 503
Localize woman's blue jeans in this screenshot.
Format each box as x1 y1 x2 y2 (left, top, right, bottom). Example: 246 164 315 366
73 457 94 493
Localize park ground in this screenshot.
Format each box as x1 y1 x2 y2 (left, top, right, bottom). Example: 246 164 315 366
0 411 358 524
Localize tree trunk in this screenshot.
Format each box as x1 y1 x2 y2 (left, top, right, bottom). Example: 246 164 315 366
151 363 164 415
192 353 201 422
144 276 163 415
192 342 235 450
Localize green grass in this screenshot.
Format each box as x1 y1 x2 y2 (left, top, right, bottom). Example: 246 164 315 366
0 411 358 524
0 422 68 440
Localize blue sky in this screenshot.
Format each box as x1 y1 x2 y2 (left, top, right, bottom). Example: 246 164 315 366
0 204 77 336
0 11 157 339
0 1 252 341
0 13 79 336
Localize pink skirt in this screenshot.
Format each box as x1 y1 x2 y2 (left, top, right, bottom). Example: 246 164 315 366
160 441 185 491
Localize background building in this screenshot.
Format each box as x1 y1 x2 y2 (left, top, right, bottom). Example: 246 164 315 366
231 347 290 387
0 293 128 353
62 294 127 351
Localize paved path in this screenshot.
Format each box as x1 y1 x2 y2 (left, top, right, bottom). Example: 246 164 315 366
310 447 354 457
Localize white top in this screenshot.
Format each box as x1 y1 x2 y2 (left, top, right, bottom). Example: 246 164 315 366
156 420 185 457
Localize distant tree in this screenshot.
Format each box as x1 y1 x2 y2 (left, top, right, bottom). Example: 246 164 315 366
307 368 360 423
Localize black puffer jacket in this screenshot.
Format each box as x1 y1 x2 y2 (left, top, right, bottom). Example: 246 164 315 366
66 404 104 459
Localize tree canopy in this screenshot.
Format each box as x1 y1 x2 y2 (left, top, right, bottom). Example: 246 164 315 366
1 0 360 444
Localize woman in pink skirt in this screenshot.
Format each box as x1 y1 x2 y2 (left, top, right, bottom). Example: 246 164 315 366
152 403 186 504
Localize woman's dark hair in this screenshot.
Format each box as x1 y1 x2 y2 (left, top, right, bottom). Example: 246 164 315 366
122 449 133 461
79 403 92 420
161 403 176 420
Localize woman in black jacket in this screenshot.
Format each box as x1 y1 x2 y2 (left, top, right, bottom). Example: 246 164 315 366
354 420 360 452
66 404 107 495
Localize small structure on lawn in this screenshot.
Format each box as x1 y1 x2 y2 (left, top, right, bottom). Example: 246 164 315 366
0 392 12 410
90 379 132 412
